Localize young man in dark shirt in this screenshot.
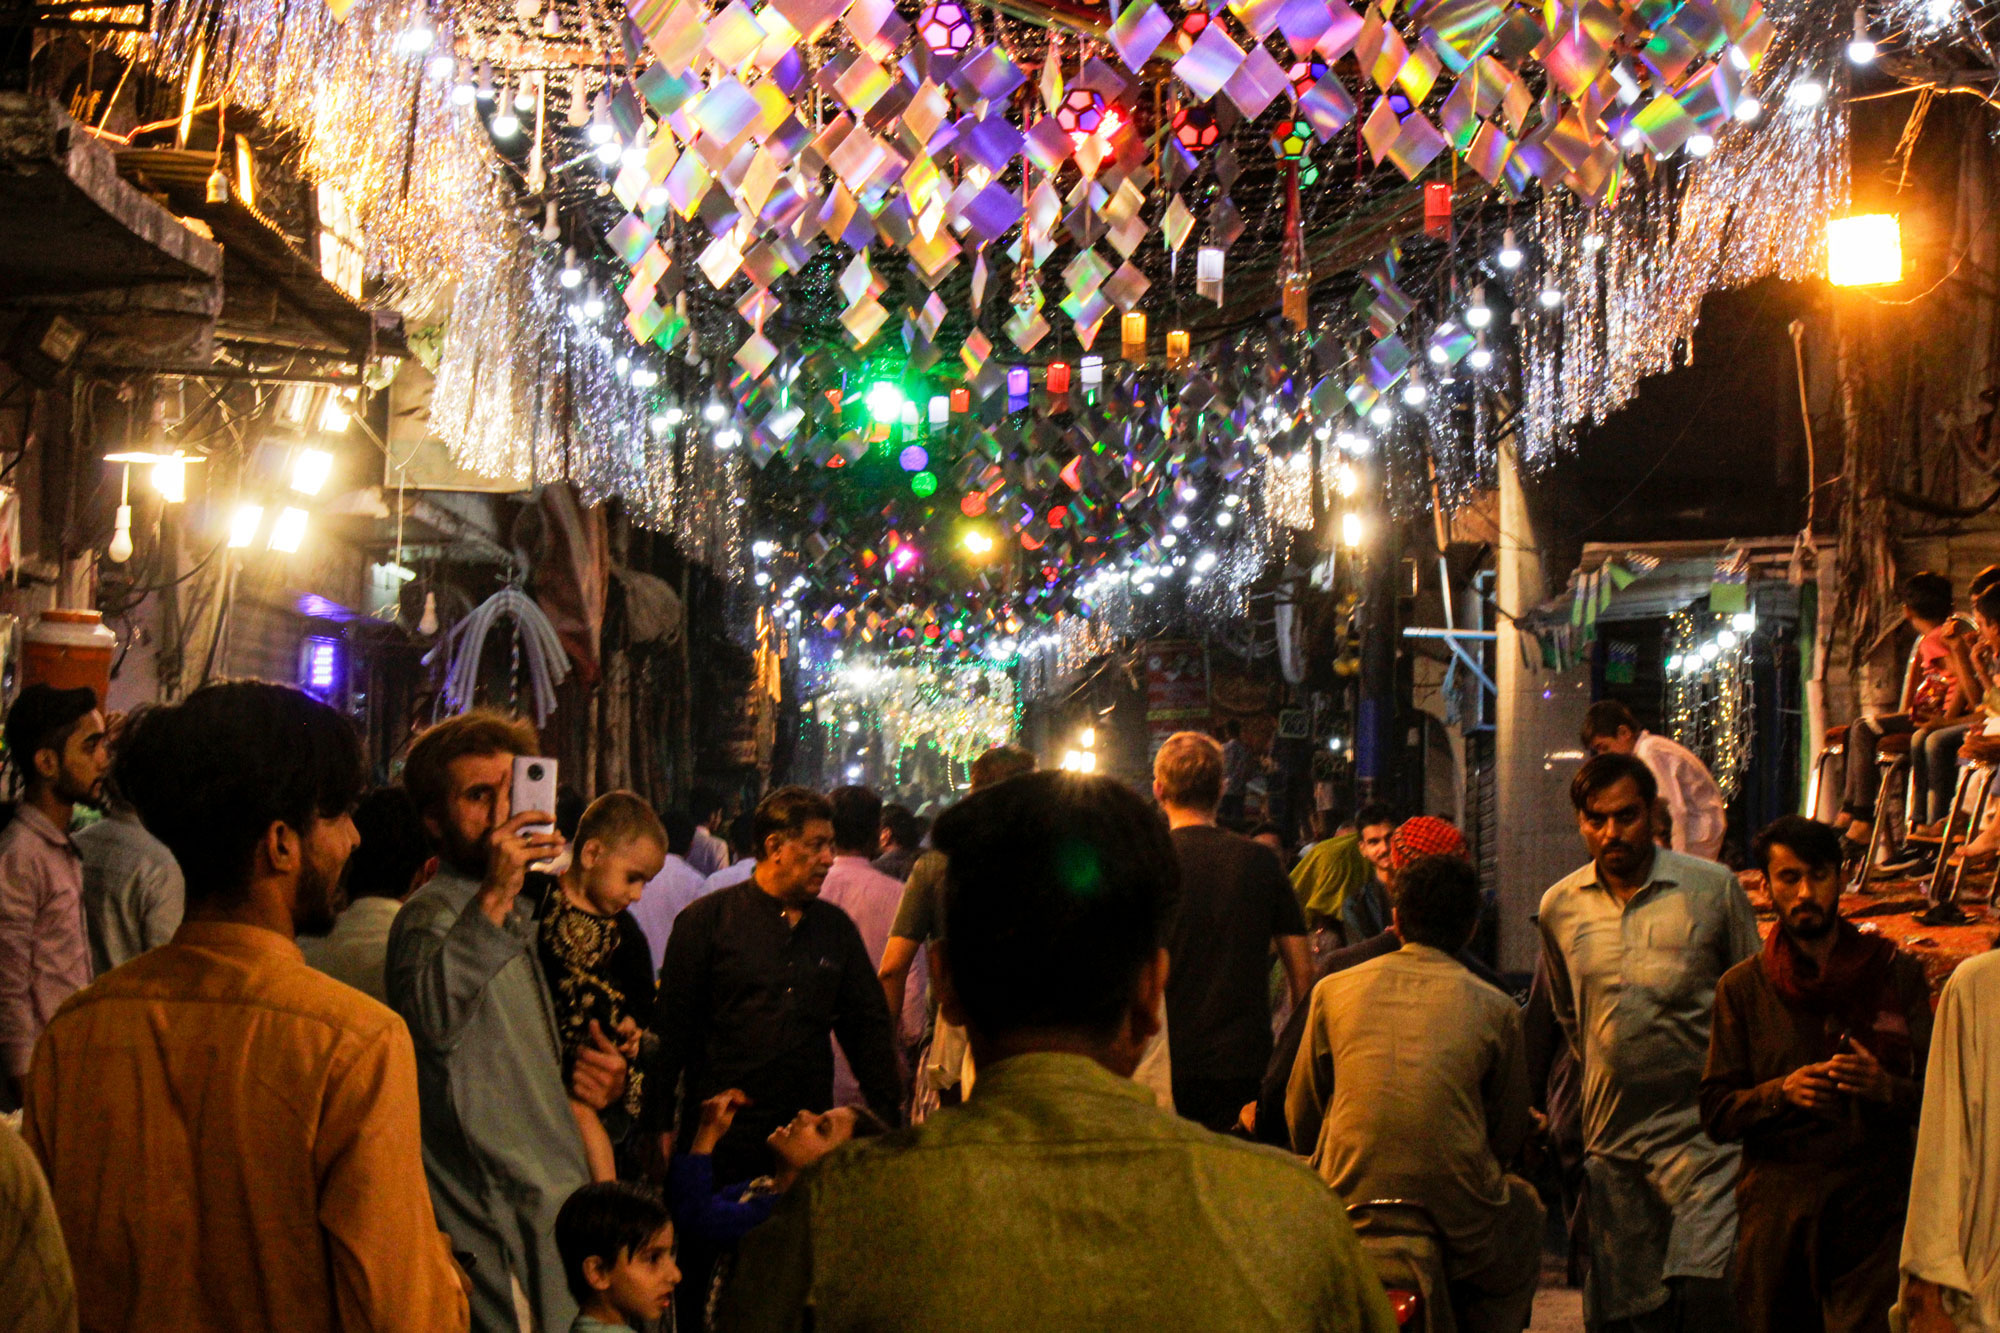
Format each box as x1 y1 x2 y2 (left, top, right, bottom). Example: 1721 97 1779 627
1700 815 1932 1333
1154 731 1311 1133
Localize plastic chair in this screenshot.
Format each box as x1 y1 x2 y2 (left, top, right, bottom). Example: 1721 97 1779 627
1924 758 1998 923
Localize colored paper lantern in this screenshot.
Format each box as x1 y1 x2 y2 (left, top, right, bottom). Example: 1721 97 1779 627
899 444 929 472
949 386 970 413
1121 311 1147 361
917 0 973 57
1046 361 1071 394
911 471 939 497
1171 104 1220 152
1166 329 1190 368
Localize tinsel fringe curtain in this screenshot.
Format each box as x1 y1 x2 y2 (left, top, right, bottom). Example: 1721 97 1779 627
135 0 741 569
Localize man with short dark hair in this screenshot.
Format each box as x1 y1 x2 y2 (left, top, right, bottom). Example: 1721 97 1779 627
1290 801 1397 947
0 685 106 1108
719 771 1397 1332
74 761 184 976
1288 854 1542 1333
686 788 730 877
1701 816 1930 1333
872 802 924 881
1581 701 1728 861
630 808 711 973
877 745 1035 1030
1836 571 1971 864
302 786 432 1003
818 786 914 1105
389 710 626 1333
1540 753 1760 1333
21 682 466 1331
655 785 901 1178
1153 730 1310 1131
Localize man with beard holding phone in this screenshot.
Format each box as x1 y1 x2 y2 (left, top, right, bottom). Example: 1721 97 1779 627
390 712 629 1333
1539 753 1760 1333
20 682 466 1331
1700 816 1930 1333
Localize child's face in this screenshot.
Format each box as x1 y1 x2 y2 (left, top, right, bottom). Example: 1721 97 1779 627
591 1222 680 1324
767 1105 861 1170
578 835 667 916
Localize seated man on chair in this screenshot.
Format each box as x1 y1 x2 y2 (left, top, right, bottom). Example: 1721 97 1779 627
1837 571 1971 875
1287 854 1543 1333
1937 579 2000 872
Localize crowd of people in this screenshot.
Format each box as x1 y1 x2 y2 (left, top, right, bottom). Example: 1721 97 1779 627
0 674 1996 1333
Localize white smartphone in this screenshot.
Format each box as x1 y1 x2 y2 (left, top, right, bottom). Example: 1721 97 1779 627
511 754 559 840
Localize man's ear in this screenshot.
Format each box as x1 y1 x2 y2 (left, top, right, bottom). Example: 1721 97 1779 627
32 746 59 784
932 942 965 1027
1127 948 1169 1045
258 821 303 876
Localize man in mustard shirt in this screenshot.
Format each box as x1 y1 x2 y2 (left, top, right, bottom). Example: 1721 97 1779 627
21 681 466 1333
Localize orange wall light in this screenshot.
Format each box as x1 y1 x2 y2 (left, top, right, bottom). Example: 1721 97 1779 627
1827 214 1902 287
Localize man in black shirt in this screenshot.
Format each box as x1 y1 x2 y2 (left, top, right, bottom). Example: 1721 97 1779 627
1155 731 1312 1132
654 786 902 1184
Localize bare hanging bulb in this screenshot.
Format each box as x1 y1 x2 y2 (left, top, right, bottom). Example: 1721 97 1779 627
205 166 228 202
541 202 560 242
417 590 440 636
566 72 589 128
543 7 561 35
108 505 133 564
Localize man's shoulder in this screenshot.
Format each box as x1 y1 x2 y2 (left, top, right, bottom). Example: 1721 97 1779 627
1944 948 2000 1000
1656 850 1746 898
53 940 408 1047
393 877 469 934
1539 863 1601 916
817 1104 1344 1208
1714 953 1767 1002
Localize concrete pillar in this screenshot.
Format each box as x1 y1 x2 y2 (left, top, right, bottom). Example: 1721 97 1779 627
1494 442 1592 973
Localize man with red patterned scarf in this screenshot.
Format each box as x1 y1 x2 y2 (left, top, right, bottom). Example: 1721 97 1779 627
1700 815 1932 1333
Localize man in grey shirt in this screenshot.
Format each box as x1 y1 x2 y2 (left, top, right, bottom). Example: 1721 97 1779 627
75 798 183 974
1539 753 1759 1333
388 712 628 1332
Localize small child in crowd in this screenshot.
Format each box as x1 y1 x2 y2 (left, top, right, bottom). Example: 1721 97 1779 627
667 1088 888 1322
555 1181 681 1333
540 791 669 1181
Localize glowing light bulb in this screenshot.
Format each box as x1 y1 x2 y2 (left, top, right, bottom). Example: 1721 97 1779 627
1402 375 1428 407
703 402 727 423
581 289 605 319
1341 512 1363 548
1788 78 1827 107
1848 8 1877 62
1466 285 1492 329
228 503 264 548
559 249 583 288
490 105 520 138
1735 95 1763 122
291 448 334 496
269 507 309 554
1498 229 1523 269
1539 284 1563 308
107 506 133 564
1686 131 1715 158
1469 336 1493 371
1369 403 1392 427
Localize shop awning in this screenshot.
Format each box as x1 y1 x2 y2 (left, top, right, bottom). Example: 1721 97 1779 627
0 94 220 298
113 147 407 362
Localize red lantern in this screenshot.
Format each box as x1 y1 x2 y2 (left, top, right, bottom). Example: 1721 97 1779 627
1172 105 1220 152
1046 361 1071 394
949 386 970 413
1423 182 1453 240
